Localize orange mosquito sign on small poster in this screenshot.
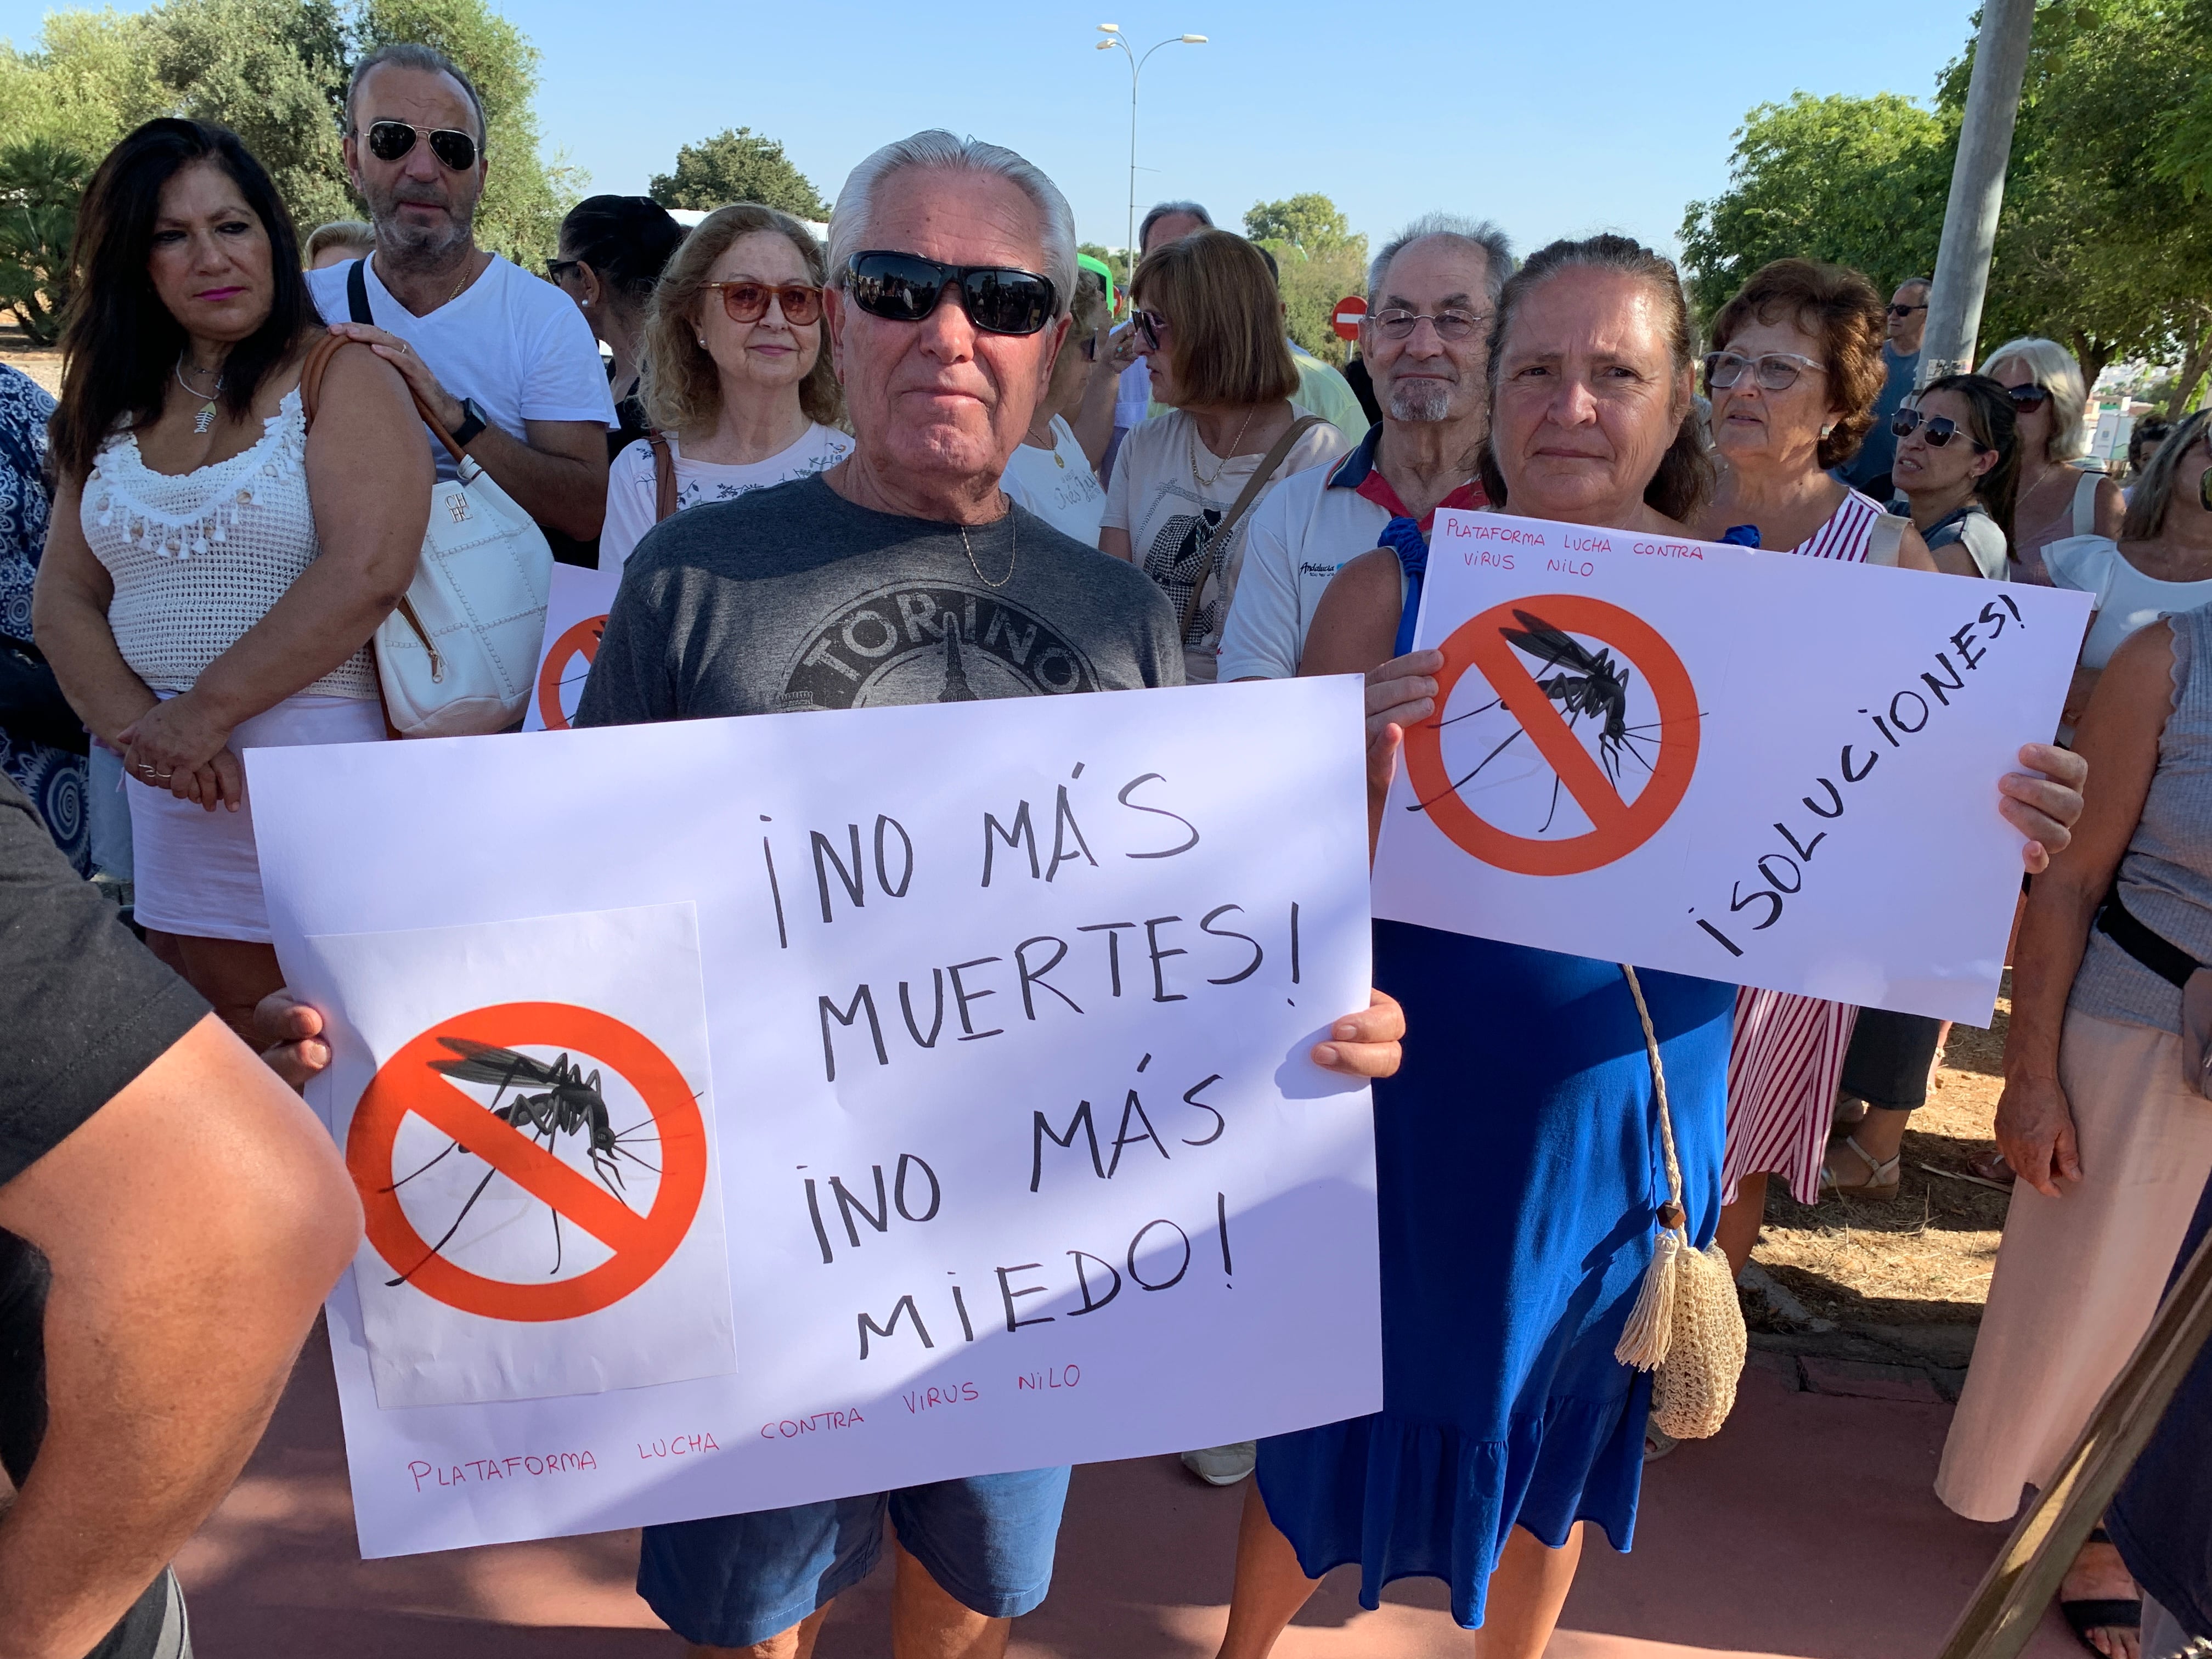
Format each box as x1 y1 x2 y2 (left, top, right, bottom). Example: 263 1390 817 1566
348 1001 708 1323
523 563 623 732
1402 594 1700 877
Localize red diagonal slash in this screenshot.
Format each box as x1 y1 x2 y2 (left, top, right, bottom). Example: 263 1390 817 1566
404 1076 652 1256
1463 625 1638 837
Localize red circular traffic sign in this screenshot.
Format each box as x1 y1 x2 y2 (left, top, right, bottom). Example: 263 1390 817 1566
1332 295 1367 341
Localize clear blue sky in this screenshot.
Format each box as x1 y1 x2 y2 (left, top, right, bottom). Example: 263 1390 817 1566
2 0 1985 261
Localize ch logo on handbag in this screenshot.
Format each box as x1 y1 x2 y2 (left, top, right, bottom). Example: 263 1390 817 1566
444 490 474 524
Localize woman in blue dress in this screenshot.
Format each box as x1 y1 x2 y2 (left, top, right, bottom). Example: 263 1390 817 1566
1214 235 2090 1658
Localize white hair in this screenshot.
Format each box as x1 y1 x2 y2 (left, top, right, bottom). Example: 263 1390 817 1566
827 130 1078 320
1368 214 1516 308
1980 335 2090 461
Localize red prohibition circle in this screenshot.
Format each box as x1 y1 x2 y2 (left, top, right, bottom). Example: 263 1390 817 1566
534 615 604 732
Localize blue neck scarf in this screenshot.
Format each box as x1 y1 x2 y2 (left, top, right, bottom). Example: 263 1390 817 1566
1379 515 1430 658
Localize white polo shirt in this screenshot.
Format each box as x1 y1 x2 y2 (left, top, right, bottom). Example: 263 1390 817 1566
1217 425 1488 680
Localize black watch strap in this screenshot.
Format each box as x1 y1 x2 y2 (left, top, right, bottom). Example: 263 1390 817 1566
450 396 488 449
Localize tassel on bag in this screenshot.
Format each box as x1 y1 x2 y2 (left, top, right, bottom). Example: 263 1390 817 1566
1612 964 1747 1440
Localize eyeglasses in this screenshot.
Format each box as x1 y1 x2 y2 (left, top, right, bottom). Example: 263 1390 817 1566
844 251 1057 337
546 258 582 283
1370 308 1485 341
1133 308 1171 350
1887 302 1928 318
360 120 479 172
1703 350 1826 392
2005 382 2054 413
1892 408 1991 451
702 280 823 326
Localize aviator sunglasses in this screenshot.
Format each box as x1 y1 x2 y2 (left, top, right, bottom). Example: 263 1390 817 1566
1892 408 1991 451
701 280 824 326
845 251 1058 336
360 119 479 172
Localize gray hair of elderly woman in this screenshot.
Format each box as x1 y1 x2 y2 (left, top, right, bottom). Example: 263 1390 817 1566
827 131 1079 321
2119 407 2212 541
1980 335 2092 462
1139 199 1212 248
1477 233 1714 522
1367 214 1516 308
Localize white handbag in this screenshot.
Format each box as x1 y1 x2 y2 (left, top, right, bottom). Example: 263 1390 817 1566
301 334 552 738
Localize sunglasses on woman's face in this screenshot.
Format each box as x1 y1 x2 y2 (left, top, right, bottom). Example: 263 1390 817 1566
844 251 1058 336
2005 382 2053 412
1133 308 1171 351
1892 408 1991 452
361 119 478 172
702 280 823 326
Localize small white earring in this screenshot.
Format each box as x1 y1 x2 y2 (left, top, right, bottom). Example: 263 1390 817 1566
697 336 707 347
1820 423 1835 438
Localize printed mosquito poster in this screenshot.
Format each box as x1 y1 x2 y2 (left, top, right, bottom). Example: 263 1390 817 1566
1370 509 2091 1025
520 562 621 733
248 677 1378 1559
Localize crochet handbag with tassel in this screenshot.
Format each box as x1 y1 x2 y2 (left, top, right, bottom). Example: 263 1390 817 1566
1612 964 1747 1440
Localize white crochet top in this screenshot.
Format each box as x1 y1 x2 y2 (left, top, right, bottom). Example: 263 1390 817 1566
82 387 377 699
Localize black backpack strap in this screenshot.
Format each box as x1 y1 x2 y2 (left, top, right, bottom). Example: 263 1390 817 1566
347 257 374 325
2098 884 2204 988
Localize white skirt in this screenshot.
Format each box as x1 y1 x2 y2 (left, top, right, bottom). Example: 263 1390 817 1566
127 693 386 943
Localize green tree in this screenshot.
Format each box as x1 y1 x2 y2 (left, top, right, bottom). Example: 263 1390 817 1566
649 127 828 219
1243 193 1367 364
1679 92 1953 327
355 0 579 269
0 138 93 342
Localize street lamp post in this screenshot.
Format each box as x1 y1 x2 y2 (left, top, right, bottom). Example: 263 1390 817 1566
1095 23 1206 290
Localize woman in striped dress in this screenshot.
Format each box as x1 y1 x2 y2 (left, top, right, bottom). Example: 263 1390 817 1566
1686 261 1939 1266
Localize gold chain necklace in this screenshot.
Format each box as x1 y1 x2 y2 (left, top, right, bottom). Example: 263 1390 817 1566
1189 407 1256 492
960 500 1018 589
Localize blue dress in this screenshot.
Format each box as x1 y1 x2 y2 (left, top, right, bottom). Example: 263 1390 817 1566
1255 922 1730 1628
0 365 87 875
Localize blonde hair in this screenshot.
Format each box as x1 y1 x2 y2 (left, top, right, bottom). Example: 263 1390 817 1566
1132 230 1299 408
304 218 374 262
1980 336 2090 462
640 203 842 433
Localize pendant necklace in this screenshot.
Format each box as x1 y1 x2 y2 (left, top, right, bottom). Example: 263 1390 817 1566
176 357 224 435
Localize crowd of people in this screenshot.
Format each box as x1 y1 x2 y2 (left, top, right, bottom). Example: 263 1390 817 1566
4 36 2212 1659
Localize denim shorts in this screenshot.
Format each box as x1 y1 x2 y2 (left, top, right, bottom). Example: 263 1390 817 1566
636 1466 1071 1648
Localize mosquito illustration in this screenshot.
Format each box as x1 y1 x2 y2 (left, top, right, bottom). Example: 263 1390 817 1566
1410 609 1691 832
383 1037 661 1285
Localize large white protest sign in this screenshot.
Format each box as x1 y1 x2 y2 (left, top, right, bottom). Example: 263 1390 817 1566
248 678 1378 1559
520 562 620 732
1370 510 2090 1024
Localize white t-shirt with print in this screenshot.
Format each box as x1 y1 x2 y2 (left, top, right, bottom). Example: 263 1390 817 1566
1101 408 1347 683
306 253 614 481
600 423 853 570
1001 415 1106 548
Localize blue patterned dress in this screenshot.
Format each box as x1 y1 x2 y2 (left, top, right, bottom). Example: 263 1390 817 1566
0 364 86 873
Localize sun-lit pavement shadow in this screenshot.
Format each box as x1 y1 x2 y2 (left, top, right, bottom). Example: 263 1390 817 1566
176 1327 2085 1657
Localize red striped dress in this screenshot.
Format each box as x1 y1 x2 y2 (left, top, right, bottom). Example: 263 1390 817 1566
1723 488 1893 1204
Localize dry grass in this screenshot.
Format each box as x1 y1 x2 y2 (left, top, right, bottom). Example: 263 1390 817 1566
1752 976 2016 1328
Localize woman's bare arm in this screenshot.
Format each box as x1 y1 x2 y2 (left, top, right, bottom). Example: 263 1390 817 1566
30 476 158 750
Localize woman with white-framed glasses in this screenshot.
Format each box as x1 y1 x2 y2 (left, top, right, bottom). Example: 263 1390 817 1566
600 203 852 571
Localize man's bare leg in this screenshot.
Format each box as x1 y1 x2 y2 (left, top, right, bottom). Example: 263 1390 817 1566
686 1602 830 1658
893 1537 1013 1658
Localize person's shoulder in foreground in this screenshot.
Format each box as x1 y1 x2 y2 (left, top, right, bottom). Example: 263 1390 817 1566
0 777 208 1175
575 474 1182 726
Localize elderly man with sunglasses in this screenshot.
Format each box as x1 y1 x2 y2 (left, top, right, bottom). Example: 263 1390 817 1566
1841 276 1931 499
309 43 613 560
574 130 1404 1659
1218 214 1514 684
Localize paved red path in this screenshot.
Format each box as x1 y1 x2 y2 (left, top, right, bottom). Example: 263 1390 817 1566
175 1330 2083 1656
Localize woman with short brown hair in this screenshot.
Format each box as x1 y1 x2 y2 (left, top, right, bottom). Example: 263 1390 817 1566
598 202 851 570
1101 228 1345 682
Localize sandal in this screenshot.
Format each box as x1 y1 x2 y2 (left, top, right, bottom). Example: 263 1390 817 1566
2061 1530 2141 1657
1968 1147 2016 1186
1821 1133 1901 1199
1643 1415 1678 1462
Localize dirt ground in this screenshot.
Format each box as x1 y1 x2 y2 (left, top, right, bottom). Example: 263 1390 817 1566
1752 976 2015 1329
3 341 63 394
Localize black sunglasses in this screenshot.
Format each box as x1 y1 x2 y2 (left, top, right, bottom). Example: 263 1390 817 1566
546 257 582 282
1887 302 1928 318
362 119 479 172
2006 382 2054 412
1892 408 1991 452
844 251 1058 336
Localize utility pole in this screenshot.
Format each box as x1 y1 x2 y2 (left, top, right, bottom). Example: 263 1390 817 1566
1920 0 2037 382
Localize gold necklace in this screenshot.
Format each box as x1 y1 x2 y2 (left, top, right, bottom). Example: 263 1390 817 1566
1189 408 1256 491
960 500 1018 589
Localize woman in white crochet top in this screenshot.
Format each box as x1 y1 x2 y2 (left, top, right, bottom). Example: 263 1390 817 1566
34 119 428 1039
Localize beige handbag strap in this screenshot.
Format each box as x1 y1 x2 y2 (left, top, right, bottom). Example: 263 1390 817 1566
1178 414 1324 643
1620 966 1689 1239
299 329 470 465
1864 510 1908 568
647 432 679 523
2072 468 2100 536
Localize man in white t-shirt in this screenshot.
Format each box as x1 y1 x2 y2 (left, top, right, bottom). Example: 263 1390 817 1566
309 43 612 554
1218 215 1513 681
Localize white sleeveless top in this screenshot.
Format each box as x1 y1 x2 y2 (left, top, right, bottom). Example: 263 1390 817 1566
82 387 376 699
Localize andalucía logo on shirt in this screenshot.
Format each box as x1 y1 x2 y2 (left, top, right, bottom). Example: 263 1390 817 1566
781 582 1102 710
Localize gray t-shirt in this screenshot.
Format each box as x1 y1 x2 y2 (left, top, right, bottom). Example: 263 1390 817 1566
575 472 1183 723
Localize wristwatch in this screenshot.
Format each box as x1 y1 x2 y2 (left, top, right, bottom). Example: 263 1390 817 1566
449 396 488 449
